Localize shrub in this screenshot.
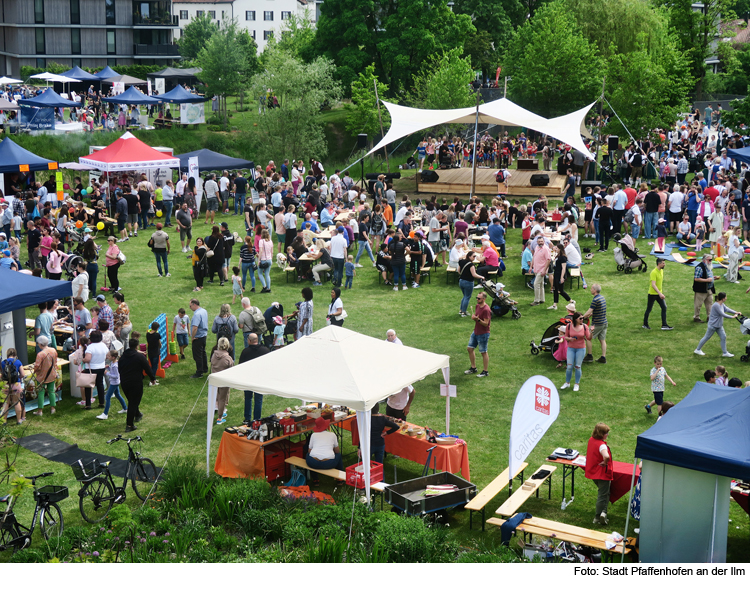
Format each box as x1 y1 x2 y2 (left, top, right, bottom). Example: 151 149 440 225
371 512 456 563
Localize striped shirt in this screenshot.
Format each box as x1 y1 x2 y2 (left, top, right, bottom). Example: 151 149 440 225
589 294 607 325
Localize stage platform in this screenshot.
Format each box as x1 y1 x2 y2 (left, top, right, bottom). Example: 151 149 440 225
416 167 566 198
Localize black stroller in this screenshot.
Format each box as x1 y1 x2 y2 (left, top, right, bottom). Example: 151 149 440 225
263 303 298 350
530 317 571 356
482 280 521 320
613 233 647 274
737 315 750 362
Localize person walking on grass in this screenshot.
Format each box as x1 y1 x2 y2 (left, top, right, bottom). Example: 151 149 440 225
560 312 591 392
694 291 740 357
645 355 676 416
465 291 491 377
530 235 551 306
582 284 607 363
643 258 673 330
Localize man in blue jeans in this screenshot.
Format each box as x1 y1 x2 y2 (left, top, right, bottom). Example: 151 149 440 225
329 226 348 287
368 403 399 464
233 171 248 216
465 291 491 377
238 332 269 423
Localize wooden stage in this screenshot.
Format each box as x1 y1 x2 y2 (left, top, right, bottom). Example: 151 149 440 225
416 167 566 198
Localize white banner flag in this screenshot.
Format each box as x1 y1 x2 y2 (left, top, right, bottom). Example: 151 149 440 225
180 102 205 125
508 376 560 482
188 156 201 213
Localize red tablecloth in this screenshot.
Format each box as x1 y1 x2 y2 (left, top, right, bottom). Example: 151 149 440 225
610 461 640 503
731 489 749 516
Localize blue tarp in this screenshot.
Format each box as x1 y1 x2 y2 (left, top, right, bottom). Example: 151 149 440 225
175 148 254 172
635 381 750 480
157 85 207 104
20 106 54 131
0 137 57 173
727 146 750 165
94 66 120 80
101 86 161 105
60 65 99 82
18 88 79 108
0 268 72 315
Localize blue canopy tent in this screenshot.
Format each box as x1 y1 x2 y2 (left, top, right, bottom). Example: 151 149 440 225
94 66 120 80
0 137 58 173
157 85 207 104
18 88 79 108
59 66 99 82
633 382 750 563
101 86 161 105
175 148 254 172
727 146 750 166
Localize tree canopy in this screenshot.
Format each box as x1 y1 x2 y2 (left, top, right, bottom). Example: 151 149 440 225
178 13 219 61
409 48 476 110
346 64 390 139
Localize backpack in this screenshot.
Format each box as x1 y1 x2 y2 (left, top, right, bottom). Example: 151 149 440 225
495 170 506 183
371 212 384 233
2 358 19 385
250 307 267 335
624 207 635 224
217 318 233 342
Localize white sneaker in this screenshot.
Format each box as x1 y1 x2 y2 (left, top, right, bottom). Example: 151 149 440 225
129 232 133 237
96 413 108 420
393 286 399 292
402 285 408 290
561 382 570 390
149 381 159 386
166 273 171 277
117 409 127 414
573 384 580 392
354 263 363 268
473 284 483 289
694 349 705 356
600 512 609 525
722 352 735 357
547 304 557 310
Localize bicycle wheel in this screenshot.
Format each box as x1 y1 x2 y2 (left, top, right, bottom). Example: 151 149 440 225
0 520 19 551
79 478 114 523
131 458 159 501
39 502 64 540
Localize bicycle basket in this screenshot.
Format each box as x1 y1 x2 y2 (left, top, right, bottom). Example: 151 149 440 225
34 485 69 503
70 459 104 481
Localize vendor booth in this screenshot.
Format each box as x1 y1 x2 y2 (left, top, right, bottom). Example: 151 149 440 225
0 136 58 196
208 325 453 503
158 86 208 125
176 148 253 173
18 89 79 132
634 382 750 563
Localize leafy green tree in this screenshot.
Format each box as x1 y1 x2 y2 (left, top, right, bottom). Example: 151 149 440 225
236 30 260 111
178 13 219 61
409 48 476 110
345 64 390 139
249 47 342 162
504 3 603 117
452 0 515 74
462 30 502 80
266 9 318 63
719 89 750 129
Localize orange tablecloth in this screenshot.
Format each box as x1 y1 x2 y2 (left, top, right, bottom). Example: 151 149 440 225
214 431 264 478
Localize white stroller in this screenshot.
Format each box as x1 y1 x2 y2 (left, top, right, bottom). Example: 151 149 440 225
613 233 647 274
737 316 750 362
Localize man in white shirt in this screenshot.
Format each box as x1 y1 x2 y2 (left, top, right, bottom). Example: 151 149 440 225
175 173 187 207
385 329 403 345
219 170 230 213
563 235 588 290
329 226 348 287
629 198 644 240
394 202 410 227
162 180 175 227
203 173 219 225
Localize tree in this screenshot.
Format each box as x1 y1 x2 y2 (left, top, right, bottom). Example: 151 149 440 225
720 90 750 129
266 9 318 63
196 19 248 124
504 3 603 117
463 30 502 81
249 47 342 162
452 0 516 74
345 64 390 139
178 13 219 60
236 30 260 111
409 48 476 110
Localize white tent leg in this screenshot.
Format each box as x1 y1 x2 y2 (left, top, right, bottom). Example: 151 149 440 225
206 384 217 477
621 457 638 563
356 410 371 506
441 367 451 434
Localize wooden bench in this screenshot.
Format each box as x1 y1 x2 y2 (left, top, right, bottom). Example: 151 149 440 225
567 267 581 289
285 456 387 493
495 464 557 517
27 340 64 353
487 515 636 561
284 266 297 283
419 265 432 284
465 462 528 531
446 265 458 284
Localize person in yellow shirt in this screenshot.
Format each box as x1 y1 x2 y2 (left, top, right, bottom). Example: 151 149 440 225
643 258 673 330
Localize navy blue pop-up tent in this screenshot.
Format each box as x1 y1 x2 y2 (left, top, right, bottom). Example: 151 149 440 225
176 148 254 172
101 86 161 105
0 268 72 315
94 66 120 80
18 88 79 108
727 146 750 166
60 66 99 82
157 84 207 104
0 137 58 173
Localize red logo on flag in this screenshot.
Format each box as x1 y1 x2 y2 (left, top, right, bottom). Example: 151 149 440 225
534 384 550 415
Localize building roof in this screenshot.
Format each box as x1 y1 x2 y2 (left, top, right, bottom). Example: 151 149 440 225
721 19 750 45
173 0 234 4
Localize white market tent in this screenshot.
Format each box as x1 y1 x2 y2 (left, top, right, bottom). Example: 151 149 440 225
207 325 451 502
366 98 596 160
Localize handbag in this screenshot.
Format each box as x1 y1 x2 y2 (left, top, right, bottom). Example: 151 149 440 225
335 309 348 321
117 251 126 263
206 249 215 258
76 363 97 389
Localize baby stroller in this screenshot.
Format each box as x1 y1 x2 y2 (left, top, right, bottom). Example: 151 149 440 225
613 233 647 274
62 253 83 281
483 280 521 320
530 318 571 356
262 303 298 350
737 315 750 362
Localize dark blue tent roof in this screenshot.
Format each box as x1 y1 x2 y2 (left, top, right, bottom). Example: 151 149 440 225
158 85 207 104
18 88 79 108
635 381 750 480
101 86 161 105
727 146 750 166
0 137 57 173
175 149 254 172
60 65 99 81
0 268 72 315
94 66 120 80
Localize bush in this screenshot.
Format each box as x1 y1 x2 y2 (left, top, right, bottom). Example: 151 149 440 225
371 512 457 563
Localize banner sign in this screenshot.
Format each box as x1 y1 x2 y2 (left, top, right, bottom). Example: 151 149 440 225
155 77 165 95
180 102 205 125
188 156 201 213
508 376 560 480
20 106 54 130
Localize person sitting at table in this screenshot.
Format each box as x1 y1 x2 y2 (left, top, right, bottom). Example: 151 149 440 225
367 402 399 464
165 107 173 121
305 417 344 482
476 240 500 279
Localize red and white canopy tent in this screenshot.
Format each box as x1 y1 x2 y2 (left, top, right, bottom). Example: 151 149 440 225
78 131 179 172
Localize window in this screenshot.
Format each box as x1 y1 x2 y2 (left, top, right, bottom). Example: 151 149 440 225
105 0 116 25
281 11 291 20
72 58 82 68
264 30 273 40
246 11 255 20
208 11 215 18
35 0 44 23
71 0 80 24
36 58 46 68
196 10 203 17
250 30 256 39
71 29 81 54
264 11 273 20
107 29 116 55
35 28 45 54
180 10 188 19
108 58 117 67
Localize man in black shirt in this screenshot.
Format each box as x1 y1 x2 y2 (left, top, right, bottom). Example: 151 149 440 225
119 338 157 432
124 188 140 237
233 171 248 216
26 220 41 268
644 186 661 239
239 333 270 423
368 402 399 464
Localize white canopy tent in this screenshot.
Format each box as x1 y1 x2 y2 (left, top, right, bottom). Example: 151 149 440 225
366 97 596 160
207 325 451 502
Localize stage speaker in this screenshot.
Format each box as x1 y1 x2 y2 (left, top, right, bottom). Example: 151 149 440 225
530 173 550 187
557 156 567 175
420 170 439 183
580 180 599 197
365 172 401 181
357 134 368 149
608 136 619 152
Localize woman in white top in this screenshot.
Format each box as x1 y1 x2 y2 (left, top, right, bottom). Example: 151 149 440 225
327 287 345 327
257 228 274 294
82 330 109 409
725 226 743 283
71 260 90 302
305 417 343 477
283 205 298 252
449 238 465 267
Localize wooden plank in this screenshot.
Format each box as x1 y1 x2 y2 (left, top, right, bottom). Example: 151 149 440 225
654 237 665 253
423 167 566 197
465 462 528 511
495 464 557 516
285 456 387 491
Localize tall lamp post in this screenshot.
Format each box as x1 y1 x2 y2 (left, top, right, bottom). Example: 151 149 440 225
469 80 482 200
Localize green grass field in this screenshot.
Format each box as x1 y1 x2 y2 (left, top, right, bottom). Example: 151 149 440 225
2 187 748 563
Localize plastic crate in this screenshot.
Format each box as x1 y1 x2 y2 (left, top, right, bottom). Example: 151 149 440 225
279 417 296 435
345 462 383 489
70 458 104 481
34 485 69 503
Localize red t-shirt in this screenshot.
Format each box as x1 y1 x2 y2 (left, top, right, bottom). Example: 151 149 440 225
474 303 491 335
624 188 637 209
703 186 719 202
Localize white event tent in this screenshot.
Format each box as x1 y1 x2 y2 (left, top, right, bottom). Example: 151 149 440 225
366 98 596 160
207 325 451 502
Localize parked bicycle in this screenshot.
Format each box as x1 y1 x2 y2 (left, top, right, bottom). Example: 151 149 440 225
0 472 68 552
71 435 159 523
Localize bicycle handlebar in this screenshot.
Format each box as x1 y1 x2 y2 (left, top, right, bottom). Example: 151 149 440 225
107 434 143 445
25 472 54 483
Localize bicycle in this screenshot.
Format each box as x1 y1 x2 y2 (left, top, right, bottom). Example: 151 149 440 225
71 435 159 524
0 472 68 552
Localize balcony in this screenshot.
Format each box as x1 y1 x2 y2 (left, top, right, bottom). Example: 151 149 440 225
133 14 178 26
134 43 180 56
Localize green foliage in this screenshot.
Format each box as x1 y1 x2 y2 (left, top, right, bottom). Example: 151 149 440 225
371 512 457 563
303 531 348 562
463 30 503 79
107 503 136 534
264 9 318 63
409 47 477 110
504 2 604 117
720 91 750 129
178 13 220 60
345 64 390 138
453 0 515 73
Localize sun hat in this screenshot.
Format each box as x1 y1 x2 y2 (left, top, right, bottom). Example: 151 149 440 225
566 301 577 313
273 315 283 325
313 417 331 432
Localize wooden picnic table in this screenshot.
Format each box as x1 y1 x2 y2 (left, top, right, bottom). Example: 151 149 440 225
495 464 557 517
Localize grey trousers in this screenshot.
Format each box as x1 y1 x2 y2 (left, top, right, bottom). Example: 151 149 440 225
595 479 611 517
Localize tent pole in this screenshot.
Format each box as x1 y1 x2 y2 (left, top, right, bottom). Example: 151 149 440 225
709 475 718 562
621 457 638 563
469 85 481 200
373 82 389 173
